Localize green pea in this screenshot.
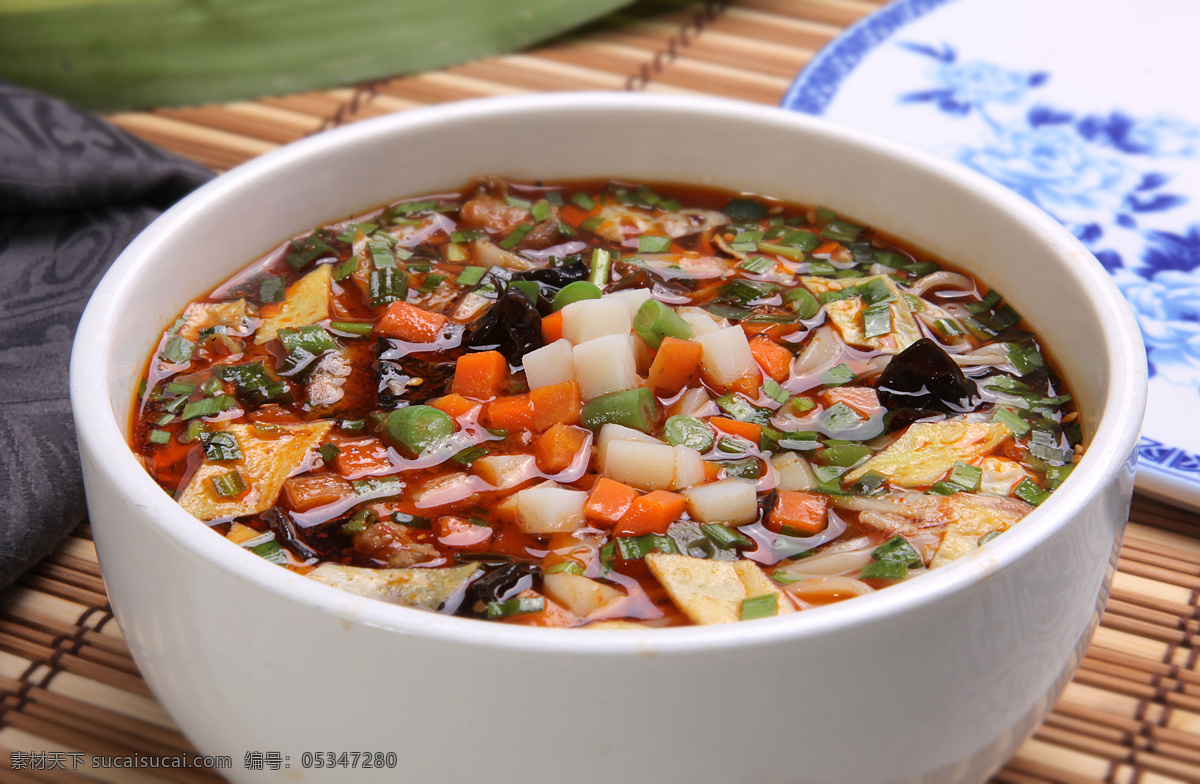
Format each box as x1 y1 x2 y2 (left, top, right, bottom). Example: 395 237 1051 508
663 415 714 452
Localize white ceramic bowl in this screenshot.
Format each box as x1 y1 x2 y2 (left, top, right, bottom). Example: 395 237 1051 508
71 93 1146 784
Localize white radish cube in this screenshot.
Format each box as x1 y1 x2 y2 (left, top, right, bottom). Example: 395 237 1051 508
603 440 678 491
542 573 624 617
514 483 587 534
605 289 654 321
668 387 716 418
562 298 632 345
683 479 759 525
677 306 722 336
472 454 538 490
770 452 817 491
572 334 639 400
597 423 664 468
523 338 576 390
695 326 756 386
672 446 706 489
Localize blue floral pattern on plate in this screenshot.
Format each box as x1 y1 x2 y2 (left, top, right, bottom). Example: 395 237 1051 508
781 0 1200 506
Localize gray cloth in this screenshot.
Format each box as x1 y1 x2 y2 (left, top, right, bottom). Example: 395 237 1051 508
0 82 213 587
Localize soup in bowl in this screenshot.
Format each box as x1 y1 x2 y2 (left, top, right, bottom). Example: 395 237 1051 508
71 93 1145 784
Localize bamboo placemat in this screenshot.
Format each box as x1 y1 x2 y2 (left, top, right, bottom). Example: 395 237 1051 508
3 1 1196 781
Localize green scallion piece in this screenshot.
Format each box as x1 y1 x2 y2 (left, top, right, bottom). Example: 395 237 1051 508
487 596 545 619
383 405 455 457
991 407 1031 437
761 377 791 405
806 260 837 277
284 232 336 271
947 461 982 492
504 196 532 210
581 215 606 233
318 443 340 464
211 470 246 498
545 560 585 576
165 381 195 396
219 362 290 405
259 275 286 303
450 229 486 244
1008 343 1045 376
617 533 677 561
818 402 862 434
820 364 856 387
161 335 194 365
850 470 888 495
204 431 243 462
530 200 553 222
929 481 961 496
755 241 805 261
277 325 339 375
451 445 488 466
456 266 487 286
553 280 603 311
368 267 408 308
581 388 660 433
859 535 921 580
329 320 374 336
737 256 775 274
1014 478 1050 506
571 192 596 210
701 523 753 549
633 299 692 350
588 247 612 287
181 395 237 420
716 393 772 425
148 429 171 445
499 223 533 250
784 286 821 319
723 457 760 480
663 415 715 452
740 593 778 620
821 220 863 243
724 198 768 220
862 303 892 338
249 538 287 565
934 319 964 338
340 509 378 536
509 280 539 302
332 256 359 281
816 443 872 468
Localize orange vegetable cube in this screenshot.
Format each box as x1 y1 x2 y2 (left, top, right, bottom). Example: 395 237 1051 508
541 309 564 344
615 490 687 537
819 387 881 417
483 394 534 431
767 490 828 535
530 380 582 431
376 301 449 342
749 336 793 382
452 350 509 400
584 478 640 528
282 473 354 512
429 393 478 419
710 416 762 445
333 438 394 479
647 337 703 396
534 423 590 474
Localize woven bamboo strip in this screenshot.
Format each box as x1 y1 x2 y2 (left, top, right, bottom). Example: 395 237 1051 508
6 682 187 755
14 579 106 618
1005 738 1110 783
718 5 844 49
738 0 884 28
630 53 792 102
153 103 321 146
662 27 814 78
0 747 86 783
451 54 632 92
106 114 277 172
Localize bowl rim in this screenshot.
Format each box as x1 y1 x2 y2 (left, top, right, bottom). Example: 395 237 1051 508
70 91 1147 655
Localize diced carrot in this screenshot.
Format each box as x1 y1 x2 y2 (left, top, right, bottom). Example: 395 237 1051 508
767 490 828 535
741 321 792 341
500 589 581 628
749 336 793 382
483 394 534 431
534 423 590 474
584 478 640 528
429 393 477 419
647 337 703 395
615 490 687 537
819 387 881 417
814 241 841 256
282 473 354 511
703 461 723 482
451 350 509 400
376 301 449 342
717 371 763 399
542 532 591 571
333 438 393 479
541 309 564 344
710 416 763 444
530 380 582 431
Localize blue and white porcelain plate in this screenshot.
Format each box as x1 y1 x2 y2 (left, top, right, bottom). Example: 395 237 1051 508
783 0 1200 508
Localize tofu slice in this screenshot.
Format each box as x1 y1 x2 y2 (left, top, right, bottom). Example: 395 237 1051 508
645 553 795 625
307 563 479 611
177 420 333 521
255 264 332 344
844 420 1011 488
800 275 921 354
177 299 250 341
930 493 1034 568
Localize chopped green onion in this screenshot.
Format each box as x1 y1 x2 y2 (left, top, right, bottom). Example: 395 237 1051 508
318 443 340 464
351 475 404 499
1046 463 1075 490
179 418 208 444
701 523 753 549
755 241 805 261
165 381 195 396
553 280 603 311
737 256 774 274
220 362 290 404
450 229 486 244
259 275 286 303
508 280 539 303
991 407 1031 437
499 223 533 250
392 512 431 529
704 303 752 321
204 431 243 462
161 335 194 365
633 299 693 349
368 267 408 308
978 531 1003 546
284 231 336 271
571 192 595 210
581 388 660 433
820 364 856 387
617 533 677 561
859 535 921 580
419 273 447 293
456 266 486 286
530 201 553 222
504 196 532 210
929 481 961 496
1008 343 1045 376
581 215 606 233
339 419 365 433
761 377 791 405
487 597 545 619
545 560 585 576
451 445 488 466
724 198 768 220
815 207 838 224
806 260 837 277
947 461 982 492
718 279 778 303
211 470 246 498
248 538 287 564
784 286 821 319
340 509 378 536
821 220 863 243
277 325 339 375
588 248 612 288
861 303 892 339
934 319 964 338
723 457 760 480
332 256 359 281
663 415 715 452
740 593 778 620
818 402 863 434
1014 478 1050 506
717 437 750 455
365 238 395 269
148 429 170 445
816 443 871 467
329 320 374 336
966 289 1003 313
716 393 772 425
181 395 237 420
383 405 455 457
850 470 888 495
772 569 801 585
